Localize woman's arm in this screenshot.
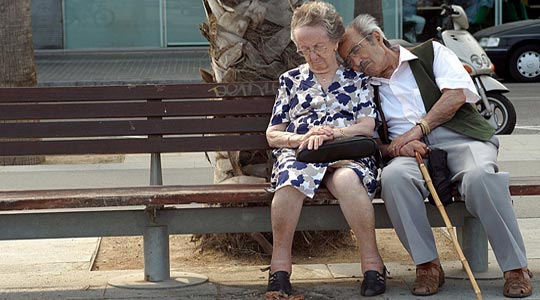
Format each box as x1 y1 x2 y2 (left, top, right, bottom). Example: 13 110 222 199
266 123 296 148
267 123 335 150
331 116 376 139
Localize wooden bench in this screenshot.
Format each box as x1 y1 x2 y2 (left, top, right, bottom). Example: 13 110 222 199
0 82 538 287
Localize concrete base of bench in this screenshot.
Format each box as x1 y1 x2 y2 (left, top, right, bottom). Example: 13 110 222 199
108 270 208 289
0 201 489 285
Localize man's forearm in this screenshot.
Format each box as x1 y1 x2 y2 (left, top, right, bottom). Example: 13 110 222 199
423 89 466 130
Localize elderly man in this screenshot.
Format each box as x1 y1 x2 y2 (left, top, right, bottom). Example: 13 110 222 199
337 14 531 298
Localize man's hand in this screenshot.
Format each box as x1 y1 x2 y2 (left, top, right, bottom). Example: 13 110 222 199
387 125 423 157
398 140 429 158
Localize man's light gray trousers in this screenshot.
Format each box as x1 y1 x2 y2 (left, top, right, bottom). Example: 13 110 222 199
381 127 527 271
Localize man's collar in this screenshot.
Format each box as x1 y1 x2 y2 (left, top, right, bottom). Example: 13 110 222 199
369 45 417 82
398 45 418 64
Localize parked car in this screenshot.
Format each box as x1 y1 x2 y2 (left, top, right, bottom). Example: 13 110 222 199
474 19 540 82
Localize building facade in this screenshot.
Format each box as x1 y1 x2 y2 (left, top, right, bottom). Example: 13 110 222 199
31 0 538 50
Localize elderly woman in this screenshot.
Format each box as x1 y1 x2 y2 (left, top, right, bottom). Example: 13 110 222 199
265 1 385 298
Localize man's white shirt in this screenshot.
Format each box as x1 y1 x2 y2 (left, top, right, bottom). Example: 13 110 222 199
371 41 480 140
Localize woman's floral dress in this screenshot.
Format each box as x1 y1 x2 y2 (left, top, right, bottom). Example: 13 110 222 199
269 64 379 199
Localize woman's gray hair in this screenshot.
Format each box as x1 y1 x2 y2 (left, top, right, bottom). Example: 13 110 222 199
290 1 344 44
350 14 386 40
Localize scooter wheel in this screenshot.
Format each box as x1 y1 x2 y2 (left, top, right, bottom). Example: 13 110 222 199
476 92 516 135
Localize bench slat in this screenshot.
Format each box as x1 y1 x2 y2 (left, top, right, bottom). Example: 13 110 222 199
0 135 269 156
0 98 275 120
0 117 270 138
509 177 540 195
0 82 279 102
0 184 275 210
1 177 537 211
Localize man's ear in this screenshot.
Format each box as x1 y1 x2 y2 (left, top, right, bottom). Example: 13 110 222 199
371 30 382 44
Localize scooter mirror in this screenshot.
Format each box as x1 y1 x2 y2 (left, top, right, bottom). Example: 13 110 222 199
450 5 469 30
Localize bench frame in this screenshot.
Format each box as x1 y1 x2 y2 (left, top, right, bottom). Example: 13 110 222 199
1 82 537 286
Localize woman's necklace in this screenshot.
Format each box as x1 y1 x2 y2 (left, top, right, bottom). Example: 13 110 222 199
316 72 334 83
315 64 338 84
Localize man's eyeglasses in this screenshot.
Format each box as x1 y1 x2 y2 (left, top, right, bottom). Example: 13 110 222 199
344 34 371 69
296 44 328 57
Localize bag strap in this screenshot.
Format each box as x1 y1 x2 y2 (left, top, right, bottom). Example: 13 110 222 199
373 85 390 145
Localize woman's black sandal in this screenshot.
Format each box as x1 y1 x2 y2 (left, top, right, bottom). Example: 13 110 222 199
265 270 305 300
267 271 292 296
360 267 388 297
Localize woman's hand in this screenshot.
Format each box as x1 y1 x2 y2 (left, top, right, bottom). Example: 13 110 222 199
297 125 334 150
304 125 334 139
298 133 334 151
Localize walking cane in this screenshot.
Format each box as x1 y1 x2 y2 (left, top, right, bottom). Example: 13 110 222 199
414 152 482 300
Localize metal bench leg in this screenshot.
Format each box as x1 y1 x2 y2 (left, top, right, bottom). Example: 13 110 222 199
144 225 169 282
108 224 208 289
150 153 163 186
461 216 488 272
447 216 502 279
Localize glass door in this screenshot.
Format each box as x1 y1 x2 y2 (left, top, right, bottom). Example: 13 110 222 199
165 0 208 46
64 0 162 48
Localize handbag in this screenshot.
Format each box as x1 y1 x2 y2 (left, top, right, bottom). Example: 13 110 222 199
296 136 379 164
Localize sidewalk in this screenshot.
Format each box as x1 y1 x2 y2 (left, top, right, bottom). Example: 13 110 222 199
35 47 212 86
1 135 540 299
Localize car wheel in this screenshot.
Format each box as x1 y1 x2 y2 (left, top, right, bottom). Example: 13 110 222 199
508 45 540 82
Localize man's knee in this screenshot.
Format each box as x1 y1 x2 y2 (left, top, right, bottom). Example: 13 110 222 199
461 164 497 185
381 163 409 186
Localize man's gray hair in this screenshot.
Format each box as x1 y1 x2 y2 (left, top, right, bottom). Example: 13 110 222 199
290 1 344 44
350 14 386 40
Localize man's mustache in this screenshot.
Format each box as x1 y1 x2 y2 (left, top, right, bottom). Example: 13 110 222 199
357 60 370 71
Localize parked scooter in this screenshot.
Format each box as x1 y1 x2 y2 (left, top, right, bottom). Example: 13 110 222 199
438 4 516 134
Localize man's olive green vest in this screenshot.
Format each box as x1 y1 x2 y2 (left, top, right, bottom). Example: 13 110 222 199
408 40 495 141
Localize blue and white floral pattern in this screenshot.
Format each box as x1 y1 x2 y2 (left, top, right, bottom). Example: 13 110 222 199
269 64 379 199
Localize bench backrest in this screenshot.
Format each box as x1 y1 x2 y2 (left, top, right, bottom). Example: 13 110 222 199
0 82 278 156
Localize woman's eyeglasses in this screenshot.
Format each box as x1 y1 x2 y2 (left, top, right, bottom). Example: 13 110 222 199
344 34 371 69
296 44 328 57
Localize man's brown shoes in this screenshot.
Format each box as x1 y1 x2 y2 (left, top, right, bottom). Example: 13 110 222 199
503 268 532 298
411 262 445 296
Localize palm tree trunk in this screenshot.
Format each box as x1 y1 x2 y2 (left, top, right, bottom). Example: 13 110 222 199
200 0 303 184
0 1 36 87
0 0 43 165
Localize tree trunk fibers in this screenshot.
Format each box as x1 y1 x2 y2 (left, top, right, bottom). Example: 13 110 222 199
200 0 303 183
0 0 44 165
